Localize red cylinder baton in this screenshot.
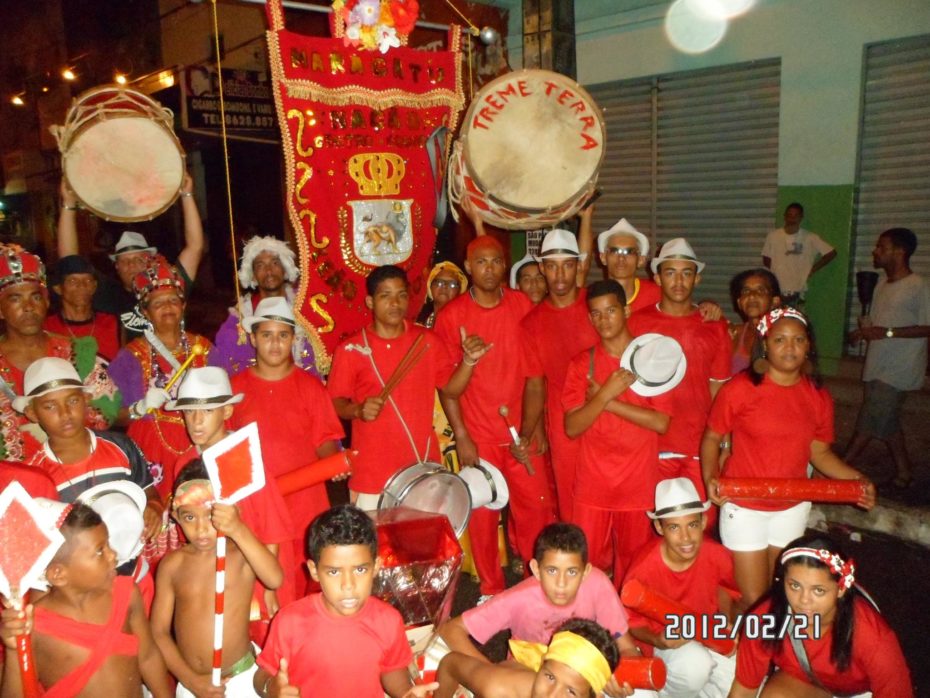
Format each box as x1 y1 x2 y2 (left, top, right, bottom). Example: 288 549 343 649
276 450 357 496
717 477 867 504
621 579 735 656
615 656 667 691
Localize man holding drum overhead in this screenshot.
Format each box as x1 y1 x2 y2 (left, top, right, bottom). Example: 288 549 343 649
57 173 205 341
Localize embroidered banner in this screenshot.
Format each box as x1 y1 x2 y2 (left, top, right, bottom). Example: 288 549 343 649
265 1 464 351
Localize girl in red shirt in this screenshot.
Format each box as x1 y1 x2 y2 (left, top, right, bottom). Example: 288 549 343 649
702 308 875 606
731 534 913 697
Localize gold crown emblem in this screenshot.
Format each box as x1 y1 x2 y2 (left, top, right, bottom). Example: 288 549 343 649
347 152 406 196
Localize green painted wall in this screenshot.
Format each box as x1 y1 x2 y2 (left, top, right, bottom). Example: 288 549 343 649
775 185 855 373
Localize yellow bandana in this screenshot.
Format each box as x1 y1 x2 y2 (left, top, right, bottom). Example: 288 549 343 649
426 262 468 300
172 479 214 510
509 631 612 694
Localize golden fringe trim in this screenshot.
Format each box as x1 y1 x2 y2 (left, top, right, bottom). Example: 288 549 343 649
284 82 465 111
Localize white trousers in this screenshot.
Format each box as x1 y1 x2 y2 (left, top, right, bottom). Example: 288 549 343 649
652 642 735 698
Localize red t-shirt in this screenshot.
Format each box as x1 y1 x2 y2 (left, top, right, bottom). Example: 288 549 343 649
627 278 663 314
623 539 739 645
0 461 57 499
708 373 834 511
230 367 344 537
326 323 453 493
257 593 413 697
736 598 913 697
43 312 120 361
562 343 660 510
173 445 293 546
627 306 731 456
521 290 599 430
433 289 538 445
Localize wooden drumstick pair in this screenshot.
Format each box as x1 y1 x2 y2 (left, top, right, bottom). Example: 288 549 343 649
499 406 535 476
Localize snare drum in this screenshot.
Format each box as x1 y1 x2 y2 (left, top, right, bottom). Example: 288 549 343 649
449 69 606 230
378 462 472 537
52 85 185 222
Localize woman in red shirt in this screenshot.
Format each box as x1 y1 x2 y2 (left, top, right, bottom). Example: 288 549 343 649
702 308 875 606
730 534 913 697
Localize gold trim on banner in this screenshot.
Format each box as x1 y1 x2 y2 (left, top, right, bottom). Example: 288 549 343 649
309 293 335 333
266 0 285 32
284 82 464 112
299 209 330 249
286 108 316 157
295 162 312 203
338 207 369 276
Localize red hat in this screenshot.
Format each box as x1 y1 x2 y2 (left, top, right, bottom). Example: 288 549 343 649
0 244 46 294
133 255 185 303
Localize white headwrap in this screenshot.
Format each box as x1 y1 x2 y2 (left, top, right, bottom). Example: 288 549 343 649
238 236 300 289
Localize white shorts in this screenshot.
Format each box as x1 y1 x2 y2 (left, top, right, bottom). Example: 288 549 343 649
719 501 811 551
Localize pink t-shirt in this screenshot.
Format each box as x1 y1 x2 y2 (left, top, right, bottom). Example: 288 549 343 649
462 567 629 644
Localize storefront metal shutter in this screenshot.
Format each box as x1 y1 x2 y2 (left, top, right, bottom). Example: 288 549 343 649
585 60 780 314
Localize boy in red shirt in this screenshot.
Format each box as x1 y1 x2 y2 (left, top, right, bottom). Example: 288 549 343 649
434 237 557 597
563 280 673 585
521 229 598 521
253 505 430 698
0 502 172 698
231 296 345 595
623 478 739 698
327 265 487 509
167 367 293 633
627 239 731 502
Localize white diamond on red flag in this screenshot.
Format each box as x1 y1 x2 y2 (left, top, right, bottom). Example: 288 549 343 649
202 422 266 505
0 482 66 600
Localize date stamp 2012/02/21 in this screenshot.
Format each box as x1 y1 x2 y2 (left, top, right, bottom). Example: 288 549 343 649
664 614 822 642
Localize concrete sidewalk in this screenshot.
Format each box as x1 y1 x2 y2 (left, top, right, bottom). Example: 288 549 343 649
818 358 930 547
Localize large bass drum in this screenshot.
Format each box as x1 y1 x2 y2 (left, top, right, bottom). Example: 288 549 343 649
378 462 472 538
449 69 605 230
51 85 185 222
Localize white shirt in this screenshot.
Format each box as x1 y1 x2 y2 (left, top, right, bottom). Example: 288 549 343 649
863 273 930 391
761 227 833 295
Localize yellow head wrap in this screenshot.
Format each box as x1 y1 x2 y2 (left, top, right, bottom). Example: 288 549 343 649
426 261 468 300
509 631 612 694
172 479 214 510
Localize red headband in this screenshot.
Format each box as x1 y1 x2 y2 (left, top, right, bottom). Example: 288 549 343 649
780 546 856 590
756 306 808 337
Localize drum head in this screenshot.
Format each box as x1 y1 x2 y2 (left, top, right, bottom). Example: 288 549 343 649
462 69 605 213
64 117 184 222
379 463 472 537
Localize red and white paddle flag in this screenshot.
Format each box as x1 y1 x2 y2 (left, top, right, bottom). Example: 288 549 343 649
263 0 465 352
0 482 67 697
201 422 266 686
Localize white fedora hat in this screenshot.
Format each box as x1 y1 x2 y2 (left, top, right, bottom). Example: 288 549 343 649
458 459 509 511
13 357 92 413
597 218 649 257
77 481 147 565
648 477 711 520
241 296 296 334
534 229 587 262
650 237 705 274
165 367 244 411
109 231 157 261
509 253 538 290
620 333 687 397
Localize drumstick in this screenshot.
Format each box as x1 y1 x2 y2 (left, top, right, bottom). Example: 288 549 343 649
148 344 206 414
499 406 535 475
379 334 427 400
